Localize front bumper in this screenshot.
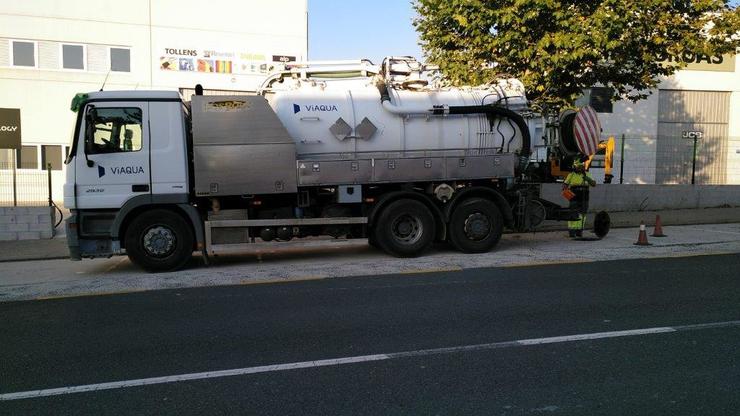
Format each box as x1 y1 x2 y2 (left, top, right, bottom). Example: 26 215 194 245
66 210 122 260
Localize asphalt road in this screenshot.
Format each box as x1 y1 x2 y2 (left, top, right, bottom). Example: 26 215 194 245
2 254 740 415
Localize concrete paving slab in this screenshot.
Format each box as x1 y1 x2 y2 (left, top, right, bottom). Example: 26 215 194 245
1 223 739 302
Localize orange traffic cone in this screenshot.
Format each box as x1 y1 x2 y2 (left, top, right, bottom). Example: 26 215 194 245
634 221 652 246
652 215 667 237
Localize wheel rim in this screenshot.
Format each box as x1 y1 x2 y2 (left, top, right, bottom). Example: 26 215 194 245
391 214 423 245
464 212 491 241
142 226 177 257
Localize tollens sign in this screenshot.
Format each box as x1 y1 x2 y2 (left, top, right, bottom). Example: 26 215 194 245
164 48 197 57
0 108 21 150
657 51 735 72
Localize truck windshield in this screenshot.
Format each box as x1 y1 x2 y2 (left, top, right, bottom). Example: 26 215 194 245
88 108 142 154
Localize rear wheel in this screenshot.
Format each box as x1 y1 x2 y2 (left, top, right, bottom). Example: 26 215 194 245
125 209 194 272
448 197 503 253
374 199 436 257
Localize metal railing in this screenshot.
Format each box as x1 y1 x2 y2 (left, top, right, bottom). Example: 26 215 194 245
0 162 53 207
599 135 740 185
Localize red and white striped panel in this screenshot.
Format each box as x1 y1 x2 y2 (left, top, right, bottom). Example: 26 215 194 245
573 106 602 156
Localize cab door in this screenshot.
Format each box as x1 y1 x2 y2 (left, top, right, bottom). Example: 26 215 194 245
74 102 150 209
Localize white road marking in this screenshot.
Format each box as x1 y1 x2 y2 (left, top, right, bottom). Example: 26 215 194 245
2 320 740 401
516 327 676 345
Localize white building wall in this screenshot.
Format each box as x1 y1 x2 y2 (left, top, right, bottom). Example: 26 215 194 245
0 0 307 205
595 54 740 184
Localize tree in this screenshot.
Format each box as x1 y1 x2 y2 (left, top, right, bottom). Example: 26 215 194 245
413 0 740 106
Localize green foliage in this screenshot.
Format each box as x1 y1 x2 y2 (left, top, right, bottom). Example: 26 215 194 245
414 0 740 106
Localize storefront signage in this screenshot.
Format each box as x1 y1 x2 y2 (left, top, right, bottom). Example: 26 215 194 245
272 55 296 63
0 108 21 150
658 51 735 72
159 47 299 75
164 48 198 57
682 131 703 140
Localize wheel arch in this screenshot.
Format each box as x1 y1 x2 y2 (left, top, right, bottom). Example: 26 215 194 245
444 187 514 230
368 190 446 241
111 195 203 250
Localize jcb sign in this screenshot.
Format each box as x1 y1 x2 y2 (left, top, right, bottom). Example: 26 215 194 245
0 108 21 150
682 131 703 140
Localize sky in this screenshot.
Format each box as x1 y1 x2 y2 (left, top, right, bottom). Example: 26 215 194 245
308 0 739 65
308 0 422 65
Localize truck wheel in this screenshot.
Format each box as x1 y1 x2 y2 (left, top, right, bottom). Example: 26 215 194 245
125 209 194 272
375 199 435 257
448 197 503 253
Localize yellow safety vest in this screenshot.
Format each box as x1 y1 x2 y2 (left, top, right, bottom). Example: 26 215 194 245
564 171 594 187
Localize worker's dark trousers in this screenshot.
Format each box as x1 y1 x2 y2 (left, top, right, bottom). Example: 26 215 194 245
568 188 590 231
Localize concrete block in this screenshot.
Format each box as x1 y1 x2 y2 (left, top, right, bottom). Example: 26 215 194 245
15 215 39 225
697 186 740 208
29 222 52 232
4 207 29 215
39 229 53 239
0 216 17 224
28 207 51 215
0 231 18 241
17 231 41 240
7 223 29 232
0 224 9 232
38 213 52 224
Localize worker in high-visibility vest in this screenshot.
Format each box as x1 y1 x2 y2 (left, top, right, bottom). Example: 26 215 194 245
563 159 596 238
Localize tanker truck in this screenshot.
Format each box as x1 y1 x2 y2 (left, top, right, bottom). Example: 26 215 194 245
64 56 610 272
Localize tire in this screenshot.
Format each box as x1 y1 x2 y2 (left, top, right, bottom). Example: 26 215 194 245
374 199 436 257
448 197 503 253
125 209 194 272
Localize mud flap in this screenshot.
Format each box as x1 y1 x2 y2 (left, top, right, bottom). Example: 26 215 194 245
593 211 611 239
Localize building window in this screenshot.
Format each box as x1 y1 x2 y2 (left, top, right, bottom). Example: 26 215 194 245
110 47 130 72
11 40 36 67
62 44 85 70
42 145 63 170
17 145 38 169
88 108 142 154
589 87 614 113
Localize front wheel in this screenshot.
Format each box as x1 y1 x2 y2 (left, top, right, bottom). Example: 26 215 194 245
448 197 503 253
125 209 194 272
374 199 436 257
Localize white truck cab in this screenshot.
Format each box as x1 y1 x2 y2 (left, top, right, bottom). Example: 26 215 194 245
65 91 200 269
66 91 189 209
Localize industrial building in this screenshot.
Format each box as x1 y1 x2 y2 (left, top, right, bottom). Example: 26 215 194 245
579 53 740 185
0 0 307 202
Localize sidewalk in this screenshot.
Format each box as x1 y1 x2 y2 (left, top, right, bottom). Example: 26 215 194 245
0 237 68 262
0 207 738 263
1 223 739 302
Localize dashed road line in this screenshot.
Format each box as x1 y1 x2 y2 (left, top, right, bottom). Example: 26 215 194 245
3 319 739 401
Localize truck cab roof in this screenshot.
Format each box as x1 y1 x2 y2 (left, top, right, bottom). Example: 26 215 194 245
85 90 182 101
